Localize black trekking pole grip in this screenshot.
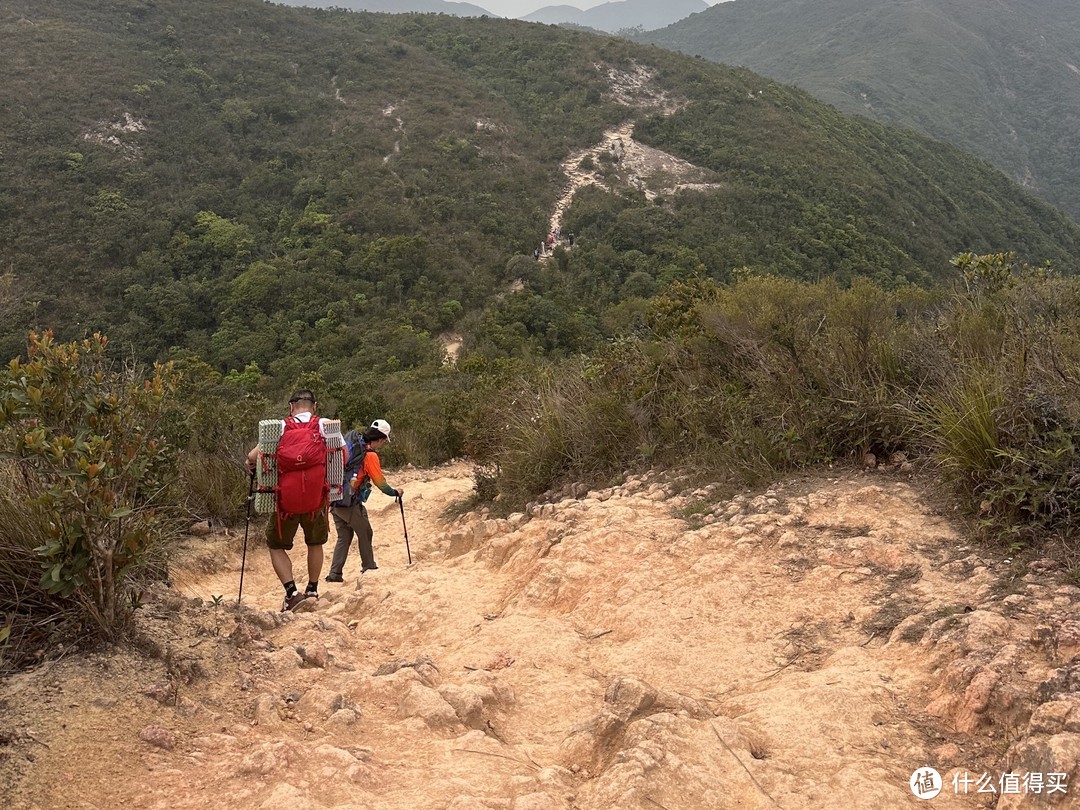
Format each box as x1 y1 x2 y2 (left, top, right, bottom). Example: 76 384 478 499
239 469 255 604
398 494 412 566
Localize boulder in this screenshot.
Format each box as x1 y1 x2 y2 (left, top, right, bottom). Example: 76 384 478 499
605 677 657 722
240 742 300 778
296 644 329 669
298 686 347 720
1000 733 1080 809
253 693 285 727
439 684 487 729
326 707 361 731
138 724 175 751
397 682 459 729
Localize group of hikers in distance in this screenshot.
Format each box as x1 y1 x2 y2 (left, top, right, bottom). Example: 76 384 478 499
533 225 575 259
245 389 404 612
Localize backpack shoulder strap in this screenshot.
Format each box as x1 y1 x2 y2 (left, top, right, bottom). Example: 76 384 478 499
352 437 369 478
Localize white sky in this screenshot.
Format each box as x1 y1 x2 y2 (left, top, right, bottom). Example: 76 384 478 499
482 0 726 19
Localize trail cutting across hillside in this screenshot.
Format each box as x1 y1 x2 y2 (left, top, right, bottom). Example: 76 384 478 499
2 463 1079 809
546 62 722 241
549 121 722 241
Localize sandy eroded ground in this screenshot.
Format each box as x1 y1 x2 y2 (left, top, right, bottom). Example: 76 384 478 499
2 462 1079 809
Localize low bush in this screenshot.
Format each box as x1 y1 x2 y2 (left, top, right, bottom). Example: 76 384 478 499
0 462 73 673
0 332 183 672
468 359 647 505
168 354 271 524
469 254 1080 566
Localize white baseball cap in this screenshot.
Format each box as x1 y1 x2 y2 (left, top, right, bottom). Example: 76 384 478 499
370 419 392 441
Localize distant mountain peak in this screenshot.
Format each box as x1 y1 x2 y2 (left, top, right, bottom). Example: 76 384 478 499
522 0 708 33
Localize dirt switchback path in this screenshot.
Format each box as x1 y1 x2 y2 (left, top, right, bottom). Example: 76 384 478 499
2 462 1079 809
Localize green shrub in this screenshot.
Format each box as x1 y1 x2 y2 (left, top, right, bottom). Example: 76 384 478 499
0 332 182 651
178 451 250 525
168 354 271 524
378 371 470 468
914 254 1080 546
917 374 1004 488
465 254 1080 575
0 462 73 674
474 360 646 506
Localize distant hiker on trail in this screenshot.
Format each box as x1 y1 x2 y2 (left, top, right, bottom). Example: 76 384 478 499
533 246 540 260
247 389 340 612
325 419 403 584
567 232 575 247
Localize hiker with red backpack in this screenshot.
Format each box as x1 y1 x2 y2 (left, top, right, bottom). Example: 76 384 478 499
246 390 344 611
325 419 403 584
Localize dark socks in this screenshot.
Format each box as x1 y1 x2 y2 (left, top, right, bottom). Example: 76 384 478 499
305 580 319 594
284 580 297 597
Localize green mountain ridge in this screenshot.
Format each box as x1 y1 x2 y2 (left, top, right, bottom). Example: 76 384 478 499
522 0 709 33
638 0 1080 221
276 0 499 20
2 0 1078 392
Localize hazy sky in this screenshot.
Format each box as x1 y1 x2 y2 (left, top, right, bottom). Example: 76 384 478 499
482 0 726 19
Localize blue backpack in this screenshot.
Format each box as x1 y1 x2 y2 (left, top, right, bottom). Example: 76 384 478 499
332 431 367 507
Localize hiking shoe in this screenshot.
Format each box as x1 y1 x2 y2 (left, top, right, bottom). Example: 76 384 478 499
361 564 378 573
325 573 344 583
281 591 309 612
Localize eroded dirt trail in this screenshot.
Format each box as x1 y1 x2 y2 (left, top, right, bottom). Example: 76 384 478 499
4 463 1079 809
545 61 720 243
548 121 722 241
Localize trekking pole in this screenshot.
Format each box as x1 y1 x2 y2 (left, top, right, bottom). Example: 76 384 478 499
398 494 412 566
238 469 255 604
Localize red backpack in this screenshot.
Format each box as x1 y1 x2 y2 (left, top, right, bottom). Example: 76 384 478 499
275 416 330 515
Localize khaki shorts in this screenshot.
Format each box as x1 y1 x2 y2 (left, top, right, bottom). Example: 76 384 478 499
265 509 329 550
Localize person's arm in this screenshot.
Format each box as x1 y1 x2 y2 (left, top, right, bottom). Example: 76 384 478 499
364 451 402 498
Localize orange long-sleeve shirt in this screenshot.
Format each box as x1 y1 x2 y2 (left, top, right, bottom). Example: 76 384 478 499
352 448 396 502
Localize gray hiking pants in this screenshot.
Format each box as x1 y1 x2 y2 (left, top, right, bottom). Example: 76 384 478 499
329 501 376 577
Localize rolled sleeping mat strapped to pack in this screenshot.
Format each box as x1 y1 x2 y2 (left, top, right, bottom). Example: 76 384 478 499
253 418 346 512
323 419 345 501
255 419 283 515
254 491 276 515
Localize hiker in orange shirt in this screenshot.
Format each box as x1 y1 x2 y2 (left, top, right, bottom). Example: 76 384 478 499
325 419 403 582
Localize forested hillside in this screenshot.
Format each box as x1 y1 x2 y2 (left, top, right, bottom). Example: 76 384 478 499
638 0 1080 221
277 0 497 18
3 0 1079 435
